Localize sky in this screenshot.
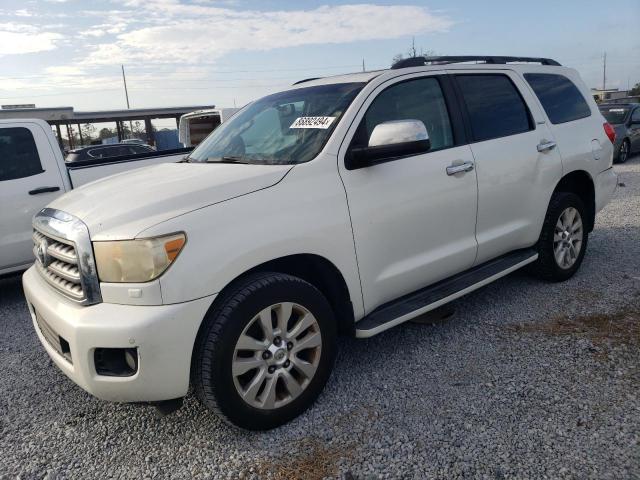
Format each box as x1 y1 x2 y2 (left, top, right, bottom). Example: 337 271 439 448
1 0 639 113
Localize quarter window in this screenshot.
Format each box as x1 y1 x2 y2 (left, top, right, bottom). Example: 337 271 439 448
354 77 454 151
455 74 533 142
524 73 591 124
0 127 43 181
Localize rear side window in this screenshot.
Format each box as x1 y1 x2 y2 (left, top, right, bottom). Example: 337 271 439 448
455 74 532 142
0 127 43 181
524 73 591 124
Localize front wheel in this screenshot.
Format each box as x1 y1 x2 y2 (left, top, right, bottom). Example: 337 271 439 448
529 192 589 282
192 272 336 430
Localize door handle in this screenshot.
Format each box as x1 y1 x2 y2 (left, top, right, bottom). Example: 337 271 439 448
446 161 474 176
537 140 557 152
28 186 60 195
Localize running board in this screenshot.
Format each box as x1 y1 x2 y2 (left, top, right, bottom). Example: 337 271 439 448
355 248 538 338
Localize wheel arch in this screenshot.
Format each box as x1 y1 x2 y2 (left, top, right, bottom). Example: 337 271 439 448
553 169 595 232
197 253 355 339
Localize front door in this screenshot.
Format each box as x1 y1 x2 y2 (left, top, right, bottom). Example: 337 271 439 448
0 123 65 273
338 74 478 312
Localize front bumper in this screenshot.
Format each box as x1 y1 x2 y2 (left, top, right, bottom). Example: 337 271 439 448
23 266 214 402
595 167 618 213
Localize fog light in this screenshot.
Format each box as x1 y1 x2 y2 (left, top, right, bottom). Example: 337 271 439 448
94 348 138 377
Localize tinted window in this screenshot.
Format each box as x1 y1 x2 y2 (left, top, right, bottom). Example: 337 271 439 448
524 73 591 124
632 109 640 123
355 77 454 150
600 107 630 125
88 146 129 158
131 145 153 154
456 74 532 142
0 127 43 181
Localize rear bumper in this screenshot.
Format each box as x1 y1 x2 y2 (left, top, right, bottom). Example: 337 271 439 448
595 167 618 213
23 266 214 402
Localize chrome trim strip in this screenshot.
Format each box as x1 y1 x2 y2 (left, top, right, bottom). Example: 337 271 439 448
33 208 102 305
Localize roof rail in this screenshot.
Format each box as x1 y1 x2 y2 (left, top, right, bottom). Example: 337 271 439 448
292 77 321 85
391 56 561 69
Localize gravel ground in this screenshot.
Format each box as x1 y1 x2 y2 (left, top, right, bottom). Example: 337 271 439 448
1 156 639 480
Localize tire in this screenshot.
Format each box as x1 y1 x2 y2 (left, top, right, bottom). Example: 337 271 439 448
616 139 630 164
529 192 589 282
191 272 337 430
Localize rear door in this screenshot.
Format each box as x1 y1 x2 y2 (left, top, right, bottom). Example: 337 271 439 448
450 70 564 264
0 122 67 273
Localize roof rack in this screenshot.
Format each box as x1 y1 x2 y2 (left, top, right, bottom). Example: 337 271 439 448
391 56 561 69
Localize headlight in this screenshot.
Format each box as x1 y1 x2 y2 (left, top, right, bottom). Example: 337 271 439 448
93 233 186 283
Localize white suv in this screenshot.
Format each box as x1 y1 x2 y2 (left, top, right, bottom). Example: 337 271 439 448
23 56 618 429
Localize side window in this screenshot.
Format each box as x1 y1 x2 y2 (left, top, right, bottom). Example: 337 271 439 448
632 109 640 123
524 73 591 124
0 127 43 181
87 148 104 158
355 77 454 151
455 74 533 142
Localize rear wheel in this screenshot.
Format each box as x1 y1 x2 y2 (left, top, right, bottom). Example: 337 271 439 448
529 192 588 282
617 139 630 164
192 272 336 430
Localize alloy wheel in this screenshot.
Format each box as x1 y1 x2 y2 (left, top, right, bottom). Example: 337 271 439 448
231 302 322 410
553 207 583 269
619 141 628 163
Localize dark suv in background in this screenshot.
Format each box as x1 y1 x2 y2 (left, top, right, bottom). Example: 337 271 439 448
599 103 640 163
65 143 154 162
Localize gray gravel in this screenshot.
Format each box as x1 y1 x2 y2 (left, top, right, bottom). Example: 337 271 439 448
1 156 639 480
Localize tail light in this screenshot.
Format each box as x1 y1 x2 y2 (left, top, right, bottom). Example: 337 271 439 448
603 122 616 144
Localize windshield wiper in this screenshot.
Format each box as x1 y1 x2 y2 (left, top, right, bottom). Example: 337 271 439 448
205 156 250 164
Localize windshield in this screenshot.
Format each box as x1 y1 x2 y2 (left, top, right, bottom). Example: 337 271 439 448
600 107 630 124
188 82 364 165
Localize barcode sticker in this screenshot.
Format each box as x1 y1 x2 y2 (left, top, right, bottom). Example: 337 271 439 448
290 116 336 129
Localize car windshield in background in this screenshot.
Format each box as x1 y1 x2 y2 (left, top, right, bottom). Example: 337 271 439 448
188 82 364 165
600 107 630 124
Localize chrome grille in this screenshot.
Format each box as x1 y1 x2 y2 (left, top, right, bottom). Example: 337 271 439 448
33 230 85 301
32 208 102 305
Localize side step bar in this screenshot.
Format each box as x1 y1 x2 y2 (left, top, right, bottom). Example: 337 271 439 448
355 248 538 338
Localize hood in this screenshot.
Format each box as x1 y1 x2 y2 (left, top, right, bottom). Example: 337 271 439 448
50 162 292 240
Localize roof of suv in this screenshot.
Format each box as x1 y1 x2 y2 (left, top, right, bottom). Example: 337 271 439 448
291 55 567 90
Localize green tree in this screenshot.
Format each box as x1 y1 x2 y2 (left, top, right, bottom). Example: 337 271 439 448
630 82 640 96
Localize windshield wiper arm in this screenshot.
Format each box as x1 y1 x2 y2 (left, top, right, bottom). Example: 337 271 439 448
205 156 250 164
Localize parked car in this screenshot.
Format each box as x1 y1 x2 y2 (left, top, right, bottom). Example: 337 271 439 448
598 103 640 163
65 143 155 162
0 118 191 275
23 56 618 430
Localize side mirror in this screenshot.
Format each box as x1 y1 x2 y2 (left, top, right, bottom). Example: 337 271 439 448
345 120 431 170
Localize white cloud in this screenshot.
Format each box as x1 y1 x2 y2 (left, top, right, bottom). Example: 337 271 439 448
86 4 454 64
0 23 63 56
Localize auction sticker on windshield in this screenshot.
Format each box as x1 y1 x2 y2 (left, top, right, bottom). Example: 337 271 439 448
290 116 336 129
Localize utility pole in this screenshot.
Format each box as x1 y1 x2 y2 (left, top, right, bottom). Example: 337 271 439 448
410 37 417 58
121 64 130 109
121 65 133 140
362 58 366 72
602 52 607 91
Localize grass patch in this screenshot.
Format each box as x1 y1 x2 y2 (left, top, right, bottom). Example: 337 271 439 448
510 306 639 347
255 438 353 480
